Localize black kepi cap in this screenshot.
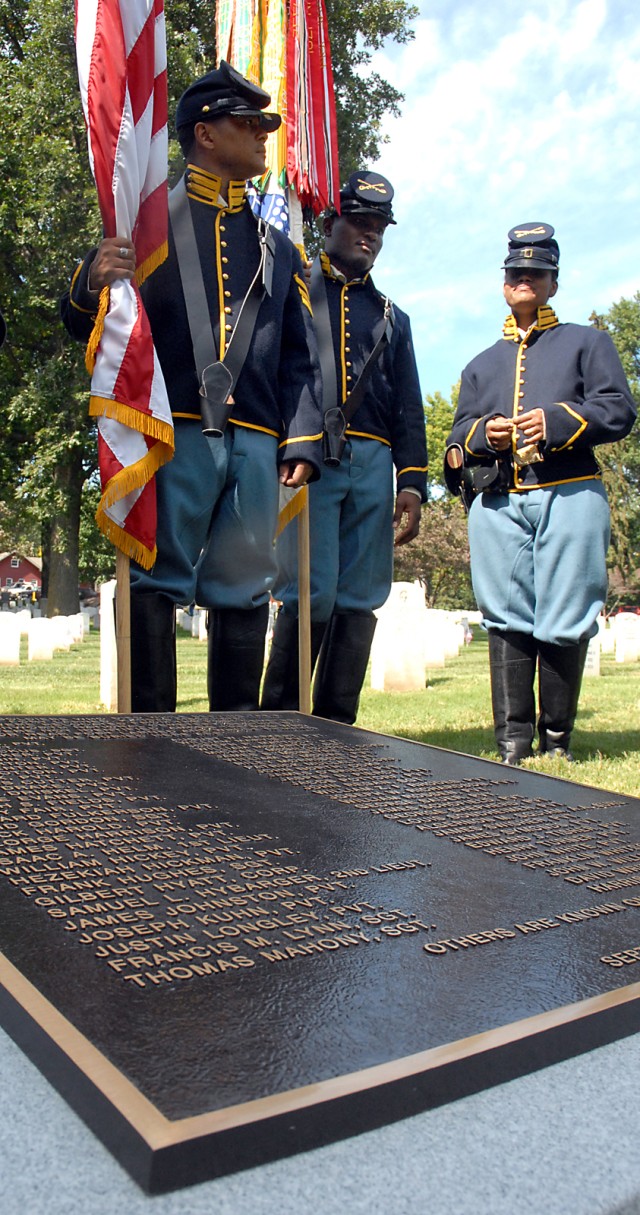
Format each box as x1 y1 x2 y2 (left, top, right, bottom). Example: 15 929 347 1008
175 60 281 135
503 222 559 271
334 171 396 225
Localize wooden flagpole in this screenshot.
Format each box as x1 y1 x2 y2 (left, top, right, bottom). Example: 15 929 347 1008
115 550 132 713
297 486 312 714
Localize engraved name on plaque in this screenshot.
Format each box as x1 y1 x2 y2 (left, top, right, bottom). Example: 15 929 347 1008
1 713 639 1191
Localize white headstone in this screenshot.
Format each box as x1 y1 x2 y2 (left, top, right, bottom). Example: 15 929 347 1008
16 609 32 636
444 620 462 660
83 605 99 630
583 634 601 677
50 615 73 651
423 609 450 669
27 617 55 661
100 580 118 711
176 608 191 632
198 609 208 641
371 583 426 692
68 613 84 643
614 613 640 664
0 614 21 665
423 622 445 669
599 617 615 655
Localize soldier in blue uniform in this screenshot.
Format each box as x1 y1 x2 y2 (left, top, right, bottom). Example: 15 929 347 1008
62 62 322 713
262 172 428 724
446 222 636 764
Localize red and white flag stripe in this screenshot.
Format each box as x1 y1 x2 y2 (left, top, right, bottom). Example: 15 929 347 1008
75 0 173 570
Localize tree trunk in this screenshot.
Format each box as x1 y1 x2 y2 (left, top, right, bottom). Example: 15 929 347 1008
46 454 84 616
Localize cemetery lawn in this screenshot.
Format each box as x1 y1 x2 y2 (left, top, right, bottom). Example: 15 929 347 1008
1 628 638 799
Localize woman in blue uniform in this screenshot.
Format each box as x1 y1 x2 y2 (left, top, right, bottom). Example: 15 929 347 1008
447 223 636 764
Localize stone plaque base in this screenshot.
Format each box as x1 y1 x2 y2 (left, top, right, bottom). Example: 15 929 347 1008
1 713 640 1193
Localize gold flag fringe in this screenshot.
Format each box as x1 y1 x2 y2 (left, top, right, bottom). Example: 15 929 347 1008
89 395 175 452
100 437 169 509
91 394 175 570
96 506 157 570
135 239 168 288
276 484 308 537
85 286 110 375
83 238 168 377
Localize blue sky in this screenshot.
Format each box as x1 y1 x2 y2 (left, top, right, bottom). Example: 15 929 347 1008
366 0 640 399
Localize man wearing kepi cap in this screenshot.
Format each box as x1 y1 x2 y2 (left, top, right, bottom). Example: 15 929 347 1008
446 223 636 764
262 171 428 723
62 61 322 713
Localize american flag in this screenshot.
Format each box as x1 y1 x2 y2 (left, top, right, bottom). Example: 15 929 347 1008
75 0 174 570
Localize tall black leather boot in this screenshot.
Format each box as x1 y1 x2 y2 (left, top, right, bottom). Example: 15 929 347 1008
130 592 177 713
207 604 270 711
487 630 537 765
537 638 589 760
312 610 377 725
261 610 327 710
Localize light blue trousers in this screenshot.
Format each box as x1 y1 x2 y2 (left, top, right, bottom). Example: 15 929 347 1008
131 421 279 609
273 437 395 622
468 479 610 644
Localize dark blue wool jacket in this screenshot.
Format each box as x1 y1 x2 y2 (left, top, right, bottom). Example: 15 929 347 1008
61 166 323 477
318 254 428 500
448 306 636 491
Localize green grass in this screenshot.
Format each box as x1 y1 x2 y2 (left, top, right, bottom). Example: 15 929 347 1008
1 627 639 798
358 635 640 799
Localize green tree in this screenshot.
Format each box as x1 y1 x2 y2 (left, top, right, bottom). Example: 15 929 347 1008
423 385 459 495
590 296 640 604
324 0 418 176
394 384 474 608
77 476 117 586
1 0 102 612
393 496 473 608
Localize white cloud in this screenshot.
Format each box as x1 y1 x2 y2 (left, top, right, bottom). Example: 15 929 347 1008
365 0 640 393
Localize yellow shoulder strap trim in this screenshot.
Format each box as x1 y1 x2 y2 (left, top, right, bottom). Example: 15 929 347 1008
295 273 312 315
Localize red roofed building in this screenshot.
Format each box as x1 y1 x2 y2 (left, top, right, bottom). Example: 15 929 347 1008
0 552 43 601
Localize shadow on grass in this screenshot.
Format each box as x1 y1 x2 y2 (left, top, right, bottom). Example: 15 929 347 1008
575 730 640 759
389 725 640 764
178 696 210 711
424 672 461 689
390 725 496 757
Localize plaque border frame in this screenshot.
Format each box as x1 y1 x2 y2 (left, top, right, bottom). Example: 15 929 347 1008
2 949 640 1193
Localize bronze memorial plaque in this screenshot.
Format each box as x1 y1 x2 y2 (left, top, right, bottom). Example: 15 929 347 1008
1 712 640 1192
